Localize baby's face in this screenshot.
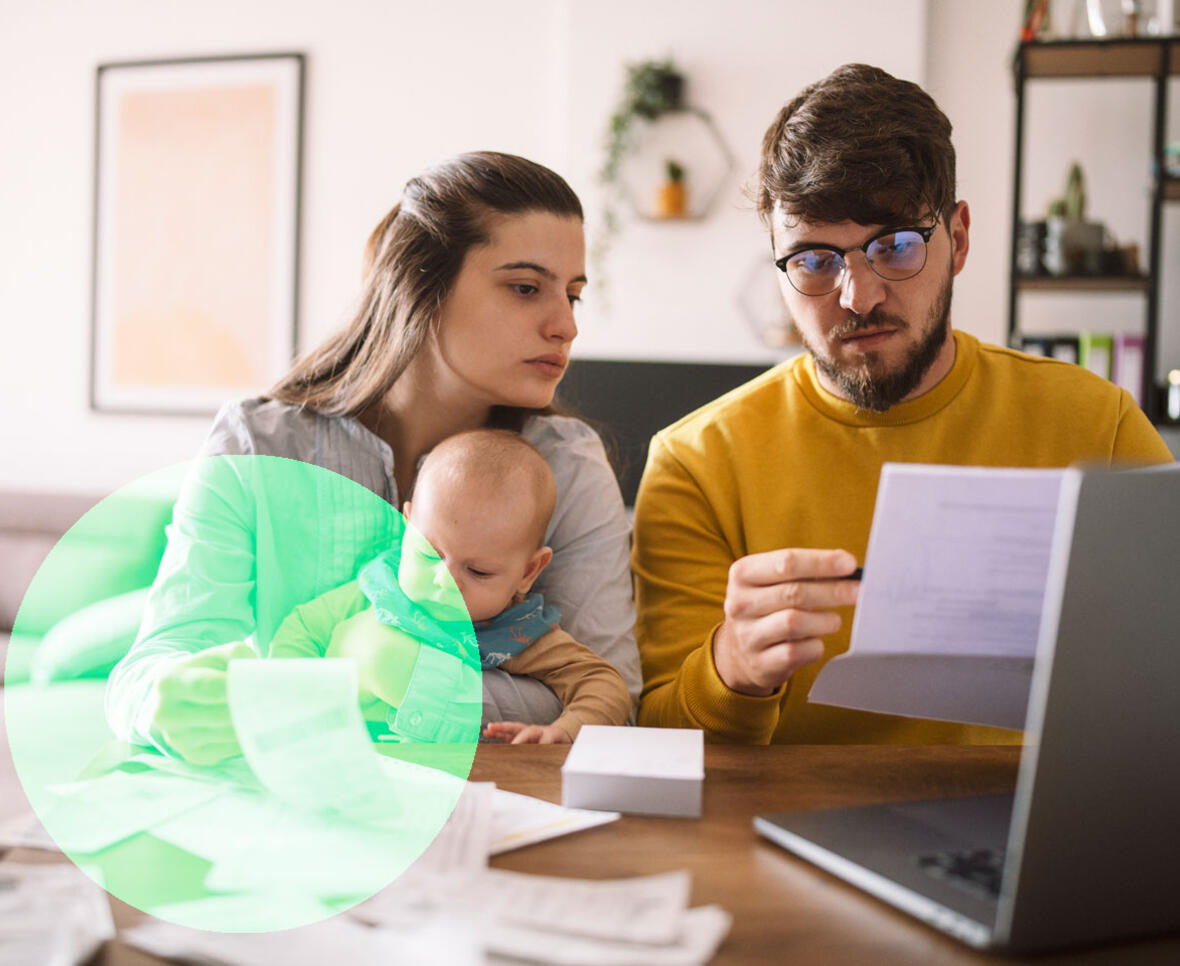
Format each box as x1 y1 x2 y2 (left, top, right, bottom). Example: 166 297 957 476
399 482 545 624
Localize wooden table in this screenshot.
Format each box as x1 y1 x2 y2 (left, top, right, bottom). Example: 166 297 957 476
6 741 1178 964
472 744 1180 966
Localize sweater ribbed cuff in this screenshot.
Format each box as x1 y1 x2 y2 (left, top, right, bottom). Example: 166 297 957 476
678 624 783 744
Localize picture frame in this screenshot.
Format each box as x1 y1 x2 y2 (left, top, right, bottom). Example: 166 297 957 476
90 52 304 415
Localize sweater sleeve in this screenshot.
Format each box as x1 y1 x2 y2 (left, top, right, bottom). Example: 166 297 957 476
631 434 783 743
269 580 369 658
1111 389 1175 465
104 451 259 747
500 628 631 739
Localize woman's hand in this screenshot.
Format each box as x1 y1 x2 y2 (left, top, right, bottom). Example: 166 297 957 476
712 548 860 696
483 721 572 744
152 641 255 765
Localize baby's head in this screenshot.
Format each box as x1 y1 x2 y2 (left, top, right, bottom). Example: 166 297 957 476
399 429 556 623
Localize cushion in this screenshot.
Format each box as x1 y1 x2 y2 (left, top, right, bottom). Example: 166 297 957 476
6 487 173 637
29 586 152 684
2 631 39 685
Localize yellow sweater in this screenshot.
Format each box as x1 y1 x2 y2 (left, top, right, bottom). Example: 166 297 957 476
632 332 1173 744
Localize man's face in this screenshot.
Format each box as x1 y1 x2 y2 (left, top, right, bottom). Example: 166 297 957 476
770 202 969 411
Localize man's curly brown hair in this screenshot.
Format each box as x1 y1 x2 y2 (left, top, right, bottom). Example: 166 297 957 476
757 63 956 229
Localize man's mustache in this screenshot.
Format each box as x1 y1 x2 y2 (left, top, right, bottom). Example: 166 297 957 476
829 310 911 341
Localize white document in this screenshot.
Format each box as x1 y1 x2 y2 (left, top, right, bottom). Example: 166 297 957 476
485 904 732 966
491 787 620 854
0 810 59 852
41 768 222 854
352 780 495 927
228 658 408 825
0 862 115 966
479 868 692 945
561 726 704 817
809 464 1065 730
123 914 483 966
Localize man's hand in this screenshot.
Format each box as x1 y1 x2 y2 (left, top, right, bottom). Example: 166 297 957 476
152 641 256 766
482 721 572 745
712 548 860 696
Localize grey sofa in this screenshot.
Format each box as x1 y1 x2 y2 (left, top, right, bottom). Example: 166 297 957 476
0 489 173 687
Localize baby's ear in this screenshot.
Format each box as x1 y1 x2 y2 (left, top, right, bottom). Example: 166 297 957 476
517 546 554 595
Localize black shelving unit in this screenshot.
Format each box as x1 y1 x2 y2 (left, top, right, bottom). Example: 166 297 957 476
1008 38 1179 423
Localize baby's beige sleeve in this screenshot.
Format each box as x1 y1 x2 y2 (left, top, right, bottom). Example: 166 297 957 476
500 627 631 739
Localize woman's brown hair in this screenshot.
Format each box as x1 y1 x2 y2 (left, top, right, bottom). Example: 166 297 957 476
269 151 583 423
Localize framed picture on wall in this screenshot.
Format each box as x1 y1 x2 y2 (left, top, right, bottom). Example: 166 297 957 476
90 52 304 414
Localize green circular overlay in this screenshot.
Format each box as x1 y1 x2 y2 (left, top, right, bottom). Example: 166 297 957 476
5 456 480 931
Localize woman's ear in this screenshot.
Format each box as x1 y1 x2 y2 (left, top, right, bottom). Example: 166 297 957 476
516 546 554 596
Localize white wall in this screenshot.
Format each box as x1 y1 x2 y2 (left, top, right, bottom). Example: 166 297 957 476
1 0 1175 494
563 0 926 362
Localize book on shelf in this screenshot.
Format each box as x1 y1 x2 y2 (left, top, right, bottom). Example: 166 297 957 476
1019 335 1078 363
1078 333 1113 380
1113 333 1145 405
1020 333 1147 405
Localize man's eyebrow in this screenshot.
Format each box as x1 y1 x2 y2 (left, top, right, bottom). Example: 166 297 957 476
494 261 588 285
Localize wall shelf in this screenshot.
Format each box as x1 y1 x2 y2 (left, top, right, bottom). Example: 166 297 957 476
1008 38 1178 423
1021 38 1167 77
616 108 735 223
1015 274 1151 293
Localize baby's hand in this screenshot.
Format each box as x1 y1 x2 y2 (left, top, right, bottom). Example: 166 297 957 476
483 721 571 745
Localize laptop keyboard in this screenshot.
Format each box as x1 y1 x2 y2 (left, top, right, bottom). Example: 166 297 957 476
915 847 1004 900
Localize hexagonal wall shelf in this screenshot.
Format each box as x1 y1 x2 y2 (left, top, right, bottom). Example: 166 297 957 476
737 255 802 352
616 108 735 222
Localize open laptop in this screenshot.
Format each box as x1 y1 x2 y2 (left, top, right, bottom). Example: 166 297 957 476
755 463 1180 953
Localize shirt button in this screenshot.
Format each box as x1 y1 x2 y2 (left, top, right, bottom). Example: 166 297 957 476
409 711 423 727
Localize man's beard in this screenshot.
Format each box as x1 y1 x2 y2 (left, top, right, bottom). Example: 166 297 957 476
803 271 953 412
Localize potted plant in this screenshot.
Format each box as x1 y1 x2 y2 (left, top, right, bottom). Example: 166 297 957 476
1044 161 1105 276
656 158 688 219
595 58 686 263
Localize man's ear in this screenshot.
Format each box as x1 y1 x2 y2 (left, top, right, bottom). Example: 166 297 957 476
402 499 412 518
516 546 554 596
949 200 970 276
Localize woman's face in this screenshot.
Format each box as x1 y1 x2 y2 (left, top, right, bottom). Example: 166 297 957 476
430 211 586 411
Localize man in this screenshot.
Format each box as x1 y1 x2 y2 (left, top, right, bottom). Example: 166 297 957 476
632 63 1172 745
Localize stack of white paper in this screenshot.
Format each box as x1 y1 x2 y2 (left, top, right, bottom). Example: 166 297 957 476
562 726 704 817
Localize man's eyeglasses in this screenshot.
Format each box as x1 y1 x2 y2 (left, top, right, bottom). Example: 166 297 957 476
774 222 938 296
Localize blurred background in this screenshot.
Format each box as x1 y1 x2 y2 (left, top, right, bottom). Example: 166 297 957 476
2 0 1178 495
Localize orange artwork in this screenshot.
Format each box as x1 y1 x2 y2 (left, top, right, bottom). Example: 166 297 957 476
92 55 301 412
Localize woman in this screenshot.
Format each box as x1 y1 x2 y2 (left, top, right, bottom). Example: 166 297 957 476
105 152 639 764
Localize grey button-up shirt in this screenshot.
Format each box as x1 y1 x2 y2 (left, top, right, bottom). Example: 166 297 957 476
106 399 639 746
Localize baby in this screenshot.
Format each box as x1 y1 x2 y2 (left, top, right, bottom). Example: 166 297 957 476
269 428 630 743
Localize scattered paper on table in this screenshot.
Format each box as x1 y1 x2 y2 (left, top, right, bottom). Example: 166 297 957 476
485 904 732 966
491 787 619 854
480 868 692 945
0 810 59 852
0 862 114 966
41 768 221 853
122 913 483 966
354 780 494 926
